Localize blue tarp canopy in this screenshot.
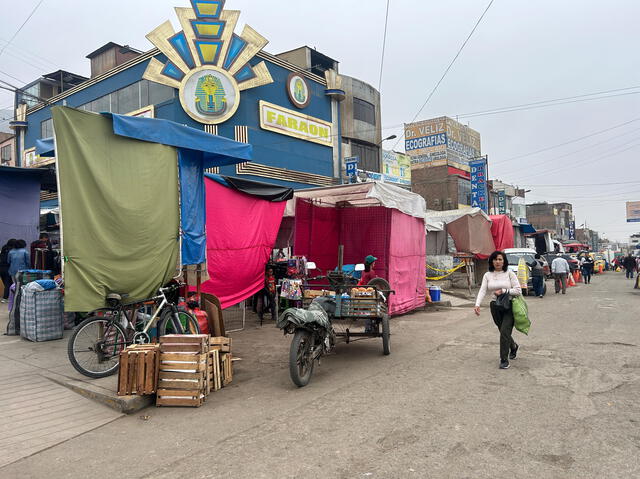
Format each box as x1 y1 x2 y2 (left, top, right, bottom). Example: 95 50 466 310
0 167 43 246
519 223 536 234
42 108 253 266
36 138 55 157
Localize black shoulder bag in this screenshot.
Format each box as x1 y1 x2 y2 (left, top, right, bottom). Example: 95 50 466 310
495 291 512 311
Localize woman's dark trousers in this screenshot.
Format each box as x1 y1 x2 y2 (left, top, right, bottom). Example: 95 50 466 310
0 271 11 300
490 301 517 361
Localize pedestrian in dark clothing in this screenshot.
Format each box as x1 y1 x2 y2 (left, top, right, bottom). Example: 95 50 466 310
623 254 636 279
530 254 546 298
581 255 594 284
0 239 16 302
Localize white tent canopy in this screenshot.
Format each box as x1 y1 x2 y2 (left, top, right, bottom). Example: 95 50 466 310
424 207 491 231
284 181 426 219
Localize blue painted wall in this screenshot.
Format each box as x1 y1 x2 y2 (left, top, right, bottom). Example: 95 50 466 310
23 53 337 189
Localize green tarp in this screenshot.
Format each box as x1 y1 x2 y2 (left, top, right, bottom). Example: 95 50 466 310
53 107 180 311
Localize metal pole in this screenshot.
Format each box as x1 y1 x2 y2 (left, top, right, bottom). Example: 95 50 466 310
337 244 344 271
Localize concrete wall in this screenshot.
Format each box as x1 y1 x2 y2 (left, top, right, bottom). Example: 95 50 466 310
412 165 460 210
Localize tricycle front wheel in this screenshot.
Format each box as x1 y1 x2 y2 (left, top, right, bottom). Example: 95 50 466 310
289 329 315 387
382 315 390 355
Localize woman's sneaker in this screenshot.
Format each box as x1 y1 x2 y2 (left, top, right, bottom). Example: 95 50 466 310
499 360 510 369
509 344 519 360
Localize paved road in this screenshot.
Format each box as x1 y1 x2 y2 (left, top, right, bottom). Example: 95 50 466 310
2 272 639 478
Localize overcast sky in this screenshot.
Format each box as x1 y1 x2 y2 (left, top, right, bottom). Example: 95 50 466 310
1 0 639 242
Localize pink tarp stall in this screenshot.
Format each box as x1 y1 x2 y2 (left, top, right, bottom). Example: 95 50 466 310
199 177 290 308
288 182 427 315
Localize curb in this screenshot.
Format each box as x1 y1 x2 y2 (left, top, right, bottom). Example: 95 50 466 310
43 373 153 414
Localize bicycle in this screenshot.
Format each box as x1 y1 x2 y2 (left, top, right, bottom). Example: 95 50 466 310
67 283 200 378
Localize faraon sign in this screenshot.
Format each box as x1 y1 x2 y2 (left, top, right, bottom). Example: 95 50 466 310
259 101 332 147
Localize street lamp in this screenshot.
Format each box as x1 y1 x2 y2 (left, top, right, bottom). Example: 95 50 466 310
378 134 397 145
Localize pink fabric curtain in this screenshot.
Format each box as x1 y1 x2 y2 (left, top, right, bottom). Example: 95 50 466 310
388 209 426 315
199 179 286 308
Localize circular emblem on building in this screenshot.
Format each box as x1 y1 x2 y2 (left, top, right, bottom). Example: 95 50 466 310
287 72 310 109
179 66 240 125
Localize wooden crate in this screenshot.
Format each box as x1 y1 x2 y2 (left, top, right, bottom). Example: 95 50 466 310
209 336 231 353
117 344 159 396
207 349 222 392
159 334 209 353
156 351 208 407
220 352 233 386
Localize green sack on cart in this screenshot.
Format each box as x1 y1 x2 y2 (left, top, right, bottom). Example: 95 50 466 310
512 295 530 335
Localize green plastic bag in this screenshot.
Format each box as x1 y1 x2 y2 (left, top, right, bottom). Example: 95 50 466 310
512 295 530 335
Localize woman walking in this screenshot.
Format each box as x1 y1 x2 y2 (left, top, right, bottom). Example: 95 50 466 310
474 251 522 369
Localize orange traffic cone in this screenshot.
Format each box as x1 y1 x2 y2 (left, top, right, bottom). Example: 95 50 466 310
574 270 581 283
568 272 576 287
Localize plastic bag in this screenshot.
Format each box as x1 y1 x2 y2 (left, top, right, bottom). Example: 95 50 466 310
512 295 530 335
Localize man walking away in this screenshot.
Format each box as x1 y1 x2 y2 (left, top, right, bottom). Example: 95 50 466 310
581 255 594 284
531 254 546 298
623 254 636 279
551 255 571 294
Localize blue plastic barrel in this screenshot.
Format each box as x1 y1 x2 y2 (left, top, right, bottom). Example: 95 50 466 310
429 286 441 302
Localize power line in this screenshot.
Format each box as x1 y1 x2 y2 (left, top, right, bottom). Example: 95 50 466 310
0 36 59 69
454 85 640 119
392 0 494 150
0 69 28 86
0 0 45 60
492 117 640 165
522 180 640 187
497 127 640 172
454 91 640 120
377 0 391 92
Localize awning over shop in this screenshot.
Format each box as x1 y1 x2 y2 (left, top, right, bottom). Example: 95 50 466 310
285 182 427 219
52 106 251 311
0 166 42 246
425 207 494 256
36 138 55 157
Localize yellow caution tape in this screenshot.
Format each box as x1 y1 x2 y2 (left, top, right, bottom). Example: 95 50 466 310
425 262 466 280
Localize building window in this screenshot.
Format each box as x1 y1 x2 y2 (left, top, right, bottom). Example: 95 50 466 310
1 145 11 165
41 118 53 138
78 80 175 116
353 97 376 125
458 178 471 206
351 141 380 172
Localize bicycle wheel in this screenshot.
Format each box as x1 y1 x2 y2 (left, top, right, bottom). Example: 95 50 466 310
158 309 200 336
68 316 128 378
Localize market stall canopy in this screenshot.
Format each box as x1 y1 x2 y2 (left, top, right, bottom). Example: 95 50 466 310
425 207 494 256
51 106 251 311
284 182 426 219
518 223 536 234
489 214 515 252
0 166 47 246
199 174 292 308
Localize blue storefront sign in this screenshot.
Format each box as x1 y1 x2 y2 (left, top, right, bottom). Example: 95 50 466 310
498 190 506 214
469 157 488 213
569 221 576 240
345 156 358 177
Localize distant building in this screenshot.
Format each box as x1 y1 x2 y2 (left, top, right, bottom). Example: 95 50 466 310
575 228 600 251
629 233 640 249
405 116 481 210
0 133 15 166
526 202 574 241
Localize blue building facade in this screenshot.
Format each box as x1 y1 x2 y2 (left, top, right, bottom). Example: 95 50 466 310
18 3 343 190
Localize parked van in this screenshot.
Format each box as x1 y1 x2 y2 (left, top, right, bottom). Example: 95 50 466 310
503 248 547 295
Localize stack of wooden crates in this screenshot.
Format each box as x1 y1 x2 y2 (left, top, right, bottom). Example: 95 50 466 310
117 334 234 408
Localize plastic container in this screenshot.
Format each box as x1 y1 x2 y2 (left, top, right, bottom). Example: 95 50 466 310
429 286 441 302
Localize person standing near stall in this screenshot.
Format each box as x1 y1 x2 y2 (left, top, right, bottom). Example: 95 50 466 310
358 255 378 285
8 239 30 283
580 254 594 284
0 239 16 303
474 251 522 370
531 254 546 298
